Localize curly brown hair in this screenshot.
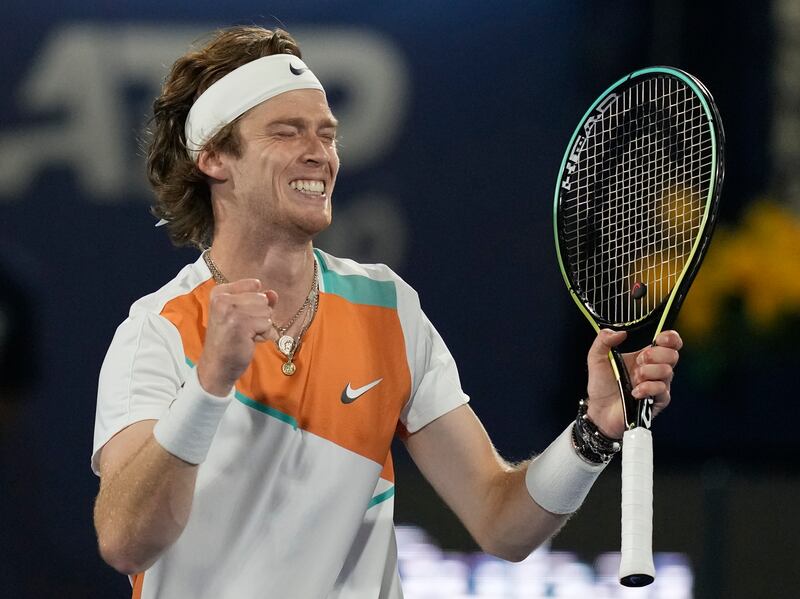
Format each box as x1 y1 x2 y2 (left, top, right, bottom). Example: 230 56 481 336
147 26 302 248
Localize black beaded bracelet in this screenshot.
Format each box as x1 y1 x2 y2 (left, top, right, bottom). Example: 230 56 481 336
571 399 622 464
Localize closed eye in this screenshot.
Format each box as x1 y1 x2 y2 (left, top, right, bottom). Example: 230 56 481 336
269 124 299 138
319 128 337 143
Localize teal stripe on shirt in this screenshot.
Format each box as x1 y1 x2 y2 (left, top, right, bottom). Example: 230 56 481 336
367 486 395 509
234 390 298 430
184 356 298 429
314 249 397 309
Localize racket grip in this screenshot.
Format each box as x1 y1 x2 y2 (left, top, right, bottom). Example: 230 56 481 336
619 427 655 587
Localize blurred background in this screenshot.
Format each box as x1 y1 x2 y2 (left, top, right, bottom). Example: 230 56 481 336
1 0 798 597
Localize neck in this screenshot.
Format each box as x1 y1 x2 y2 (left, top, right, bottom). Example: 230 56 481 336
207 231 318 325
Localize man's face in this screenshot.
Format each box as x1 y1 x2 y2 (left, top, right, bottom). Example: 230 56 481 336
219 88 340 239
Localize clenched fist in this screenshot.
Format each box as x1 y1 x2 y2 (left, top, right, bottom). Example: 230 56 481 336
197 279 278 396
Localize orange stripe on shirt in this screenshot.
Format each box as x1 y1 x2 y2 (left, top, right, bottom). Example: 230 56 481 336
160 285 411 472
131 572 144 599
159 278 213 364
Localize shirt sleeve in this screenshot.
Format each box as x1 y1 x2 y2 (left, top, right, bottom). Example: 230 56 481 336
397 283 470 434
91 311 186 475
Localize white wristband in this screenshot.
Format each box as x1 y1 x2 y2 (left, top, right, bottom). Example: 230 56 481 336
525 424 608 515
153 367 233 464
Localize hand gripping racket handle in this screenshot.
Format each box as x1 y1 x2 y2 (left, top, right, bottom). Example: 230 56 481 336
619 427 655 587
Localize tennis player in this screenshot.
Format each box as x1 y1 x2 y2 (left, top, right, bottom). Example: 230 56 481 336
92 25 682 598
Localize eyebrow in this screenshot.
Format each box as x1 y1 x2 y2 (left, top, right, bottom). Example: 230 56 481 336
267 116 339 130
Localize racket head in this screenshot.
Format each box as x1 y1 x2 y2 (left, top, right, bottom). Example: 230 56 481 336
553 66 725 336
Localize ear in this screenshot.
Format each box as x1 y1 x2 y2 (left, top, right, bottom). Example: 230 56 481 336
196 148 229 181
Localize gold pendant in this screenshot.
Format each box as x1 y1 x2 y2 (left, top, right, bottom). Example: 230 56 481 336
277 335 294 356
281 361 296 376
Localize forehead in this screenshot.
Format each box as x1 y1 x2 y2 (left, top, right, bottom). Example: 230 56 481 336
243 88 336 126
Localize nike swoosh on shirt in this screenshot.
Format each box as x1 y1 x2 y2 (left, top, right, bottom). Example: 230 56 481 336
289 63 308 76
341 378 383 404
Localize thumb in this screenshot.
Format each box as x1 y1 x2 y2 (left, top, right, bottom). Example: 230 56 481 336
211 277 262 297
588 329 627 362
264 289 279 308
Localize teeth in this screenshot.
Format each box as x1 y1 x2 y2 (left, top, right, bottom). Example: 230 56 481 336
289 180 325 194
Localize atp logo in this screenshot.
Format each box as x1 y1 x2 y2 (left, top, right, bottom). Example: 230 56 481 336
0 23 410 203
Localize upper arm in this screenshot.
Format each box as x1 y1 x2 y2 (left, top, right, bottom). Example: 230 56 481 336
403 404 511 541
97 419 157 480
93 313 184 475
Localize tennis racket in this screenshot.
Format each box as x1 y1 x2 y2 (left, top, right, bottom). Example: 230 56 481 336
553 66 725 587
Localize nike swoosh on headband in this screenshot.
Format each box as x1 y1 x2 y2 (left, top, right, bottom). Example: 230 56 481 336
341 378 383 404
183 55 323 162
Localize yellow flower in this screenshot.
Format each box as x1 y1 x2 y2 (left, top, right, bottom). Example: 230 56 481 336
677 199 800 341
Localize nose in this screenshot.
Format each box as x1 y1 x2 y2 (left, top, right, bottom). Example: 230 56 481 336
301 133 332 166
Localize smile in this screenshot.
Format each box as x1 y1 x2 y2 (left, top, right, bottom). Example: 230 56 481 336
289 179 325 195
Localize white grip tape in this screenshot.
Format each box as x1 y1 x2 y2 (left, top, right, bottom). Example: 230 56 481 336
619 427 655 583
153 367 233 465
525 424 607 515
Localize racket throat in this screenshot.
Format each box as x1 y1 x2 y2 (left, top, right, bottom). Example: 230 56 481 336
610 348 652 430
615 373 630 426
639 397 654 428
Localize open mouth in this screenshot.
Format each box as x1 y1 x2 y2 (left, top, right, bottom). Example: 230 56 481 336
289 179 326 196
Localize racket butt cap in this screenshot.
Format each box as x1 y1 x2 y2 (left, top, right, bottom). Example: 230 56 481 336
620 572 654 587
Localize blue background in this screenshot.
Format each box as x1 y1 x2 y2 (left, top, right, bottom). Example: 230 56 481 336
0 1 795 597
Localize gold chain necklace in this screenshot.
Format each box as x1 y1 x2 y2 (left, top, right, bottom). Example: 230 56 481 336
202 251 319 376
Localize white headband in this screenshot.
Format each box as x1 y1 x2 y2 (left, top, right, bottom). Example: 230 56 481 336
184 54 324 161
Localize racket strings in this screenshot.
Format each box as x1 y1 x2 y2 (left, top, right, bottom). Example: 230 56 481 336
563 75 714 325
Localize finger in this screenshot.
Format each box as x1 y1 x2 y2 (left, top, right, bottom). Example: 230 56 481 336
251 316 278 342
631 380 669 399
232 303 274 319
654 329 683 350
642 388 671 417
210 278 263 298
632 363 674 386
588 329 627 364
224 292 272 309
637 346 680 367
208 294 271 325
652 391 671 415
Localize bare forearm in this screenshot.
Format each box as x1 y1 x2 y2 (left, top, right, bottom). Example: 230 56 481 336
476 464 568 562
483 423 611 561
94 435 198 574
406 406 577 562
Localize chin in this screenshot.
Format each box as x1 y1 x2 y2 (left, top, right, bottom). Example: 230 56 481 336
299 214 332 238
